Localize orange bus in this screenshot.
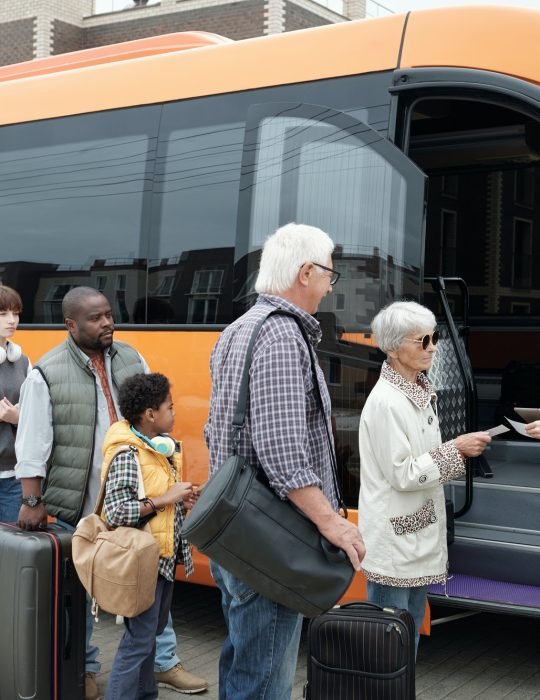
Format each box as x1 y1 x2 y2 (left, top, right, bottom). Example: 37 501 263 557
1 6 539 624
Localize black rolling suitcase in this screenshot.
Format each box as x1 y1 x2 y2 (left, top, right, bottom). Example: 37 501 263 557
0 522 86 700
304 601 415 699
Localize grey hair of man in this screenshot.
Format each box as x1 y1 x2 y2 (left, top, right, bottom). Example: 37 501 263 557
371 301 437 354
255 222 335 295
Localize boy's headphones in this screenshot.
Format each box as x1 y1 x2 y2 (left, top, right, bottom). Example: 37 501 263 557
130 426 176 458
0 342 22 365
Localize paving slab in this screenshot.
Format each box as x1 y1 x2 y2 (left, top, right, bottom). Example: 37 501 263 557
93 582 540 699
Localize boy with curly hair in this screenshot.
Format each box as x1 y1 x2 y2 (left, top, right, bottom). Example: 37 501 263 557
101 373 204 699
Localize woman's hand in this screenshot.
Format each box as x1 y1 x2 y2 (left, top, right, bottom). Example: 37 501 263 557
524 420 540 439
0 398 19 425
454 431 491 458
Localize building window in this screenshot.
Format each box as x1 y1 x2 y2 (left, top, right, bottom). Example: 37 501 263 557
512 218 533 289
155 275 175 297
95 275 107 291
366 0 396 17
188 297 218 324
45 284 74 323
191 270 223 294
116 274 127 291
335 262 347 280
312 0 344 14
335 293 345 310
93 0 159 14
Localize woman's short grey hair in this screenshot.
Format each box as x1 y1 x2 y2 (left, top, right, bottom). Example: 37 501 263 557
371 301 437 353
255 222 335 295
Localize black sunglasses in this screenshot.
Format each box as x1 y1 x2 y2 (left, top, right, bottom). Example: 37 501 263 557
310 262 341 286
407 331 439 350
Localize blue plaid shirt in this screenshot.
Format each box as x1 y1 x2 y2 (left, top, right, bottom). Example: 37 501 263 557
204 294 338 510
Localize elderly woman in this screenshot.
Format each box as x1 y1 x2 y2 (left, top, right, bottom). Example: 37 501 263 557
358 300 491 653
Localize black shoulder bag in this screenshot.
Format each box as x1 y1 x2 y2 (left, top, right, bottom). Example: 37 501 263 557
181 309 354 618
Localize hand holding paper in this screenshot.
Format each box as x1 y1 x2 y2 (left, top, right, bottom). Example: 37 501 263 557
505 417 535 438
486 424 511 437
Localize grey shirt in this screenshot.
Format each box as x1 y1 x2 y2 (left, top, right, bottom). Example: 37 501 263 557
0 351 31 476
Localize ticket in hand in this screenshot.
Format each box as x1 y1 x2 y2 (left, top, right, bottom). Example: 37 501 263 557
505 418 531 437
486 424 511 437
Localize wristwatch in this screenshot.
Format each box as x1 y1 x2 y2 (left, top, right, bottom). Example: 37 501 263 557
22 495 42 507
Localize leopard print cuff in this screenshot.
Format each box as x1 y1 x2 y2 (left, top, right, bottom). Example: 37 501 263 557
430 441 466 483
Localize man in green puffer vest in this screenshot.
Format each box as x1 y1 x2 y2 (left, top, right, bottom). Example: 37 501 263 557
15 286 207 700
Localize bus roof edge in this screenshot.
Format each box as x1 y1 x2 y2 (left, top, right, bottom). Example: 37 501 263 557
0 32 233 82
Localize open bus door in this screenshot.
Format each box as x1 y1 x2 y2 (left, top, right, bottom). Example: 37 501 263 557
233 101 427 601
390 68 540 618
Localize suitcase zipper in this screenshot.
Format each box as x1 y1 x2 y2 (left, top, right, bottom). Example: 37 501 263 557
386 622 404 644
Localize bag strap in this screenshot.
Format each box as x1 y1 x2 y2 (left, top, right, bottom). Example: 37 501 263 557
93 444 142 516
231 308 347 517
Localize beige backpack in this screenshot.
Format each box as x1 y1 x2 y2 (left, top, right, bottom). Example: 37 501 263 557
72 445 160 620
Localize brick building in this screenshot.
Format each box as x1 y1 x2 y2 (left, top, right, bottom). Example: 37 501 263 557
0 0 395 67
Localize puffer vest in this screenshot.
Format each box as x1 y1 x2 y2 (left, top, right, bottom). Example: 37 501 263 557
102 420 182 558
36 335 144 525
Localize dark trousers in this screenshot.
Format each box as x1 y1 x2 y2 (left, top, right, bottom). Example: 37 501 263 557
105 576 173 700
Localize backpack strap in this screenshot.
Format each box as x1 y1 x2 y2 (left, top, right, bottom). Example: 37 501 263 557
93 444 142 515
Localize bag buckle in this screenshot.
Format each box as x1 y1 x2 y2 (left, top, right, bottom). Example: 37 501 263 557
231 427 241 454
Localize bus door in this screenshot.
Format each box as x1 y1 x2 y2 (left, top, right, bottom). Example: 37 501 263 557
390 69 540 616
234 102 426 512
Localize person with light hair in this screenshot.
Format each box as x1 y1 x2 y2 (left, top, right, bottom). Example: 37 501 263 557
205 222 365 699
358 300 491 654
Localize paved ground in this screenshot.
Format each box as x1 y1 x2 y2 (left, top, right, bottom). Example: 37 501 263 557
93 582 540 699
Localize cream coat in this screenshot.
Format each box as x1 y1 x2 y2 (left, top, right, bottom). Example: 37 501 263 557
358 364 463 585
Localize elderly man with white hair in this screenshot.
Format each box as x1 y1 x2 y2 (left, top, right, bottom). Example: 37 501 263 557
204 222 366 700
358 300 491 654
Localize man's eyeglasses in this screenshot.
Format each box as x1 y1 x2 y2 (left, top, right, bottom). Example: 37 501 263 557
406 331 439 350
311 262 341 286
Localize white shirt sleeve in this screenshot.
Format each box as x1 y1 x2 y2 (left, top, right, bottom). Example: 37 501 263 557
15 369 53 480
140 353 151 374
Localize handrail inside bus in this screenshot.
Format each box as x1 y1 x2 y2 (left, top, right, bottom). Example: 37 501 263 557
0 32 233 83
426 276 494 518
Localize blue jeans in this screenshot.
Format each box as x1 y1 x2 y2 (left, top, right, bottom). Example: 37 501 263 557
367 581 428 656
0 476 22 522
211 562 303 700
105 576 173 700
154 612 180 672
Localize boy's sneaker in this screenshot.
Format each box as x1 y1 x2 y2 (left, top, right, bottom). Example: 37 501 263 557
155 664 208 694
84 672 99 700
